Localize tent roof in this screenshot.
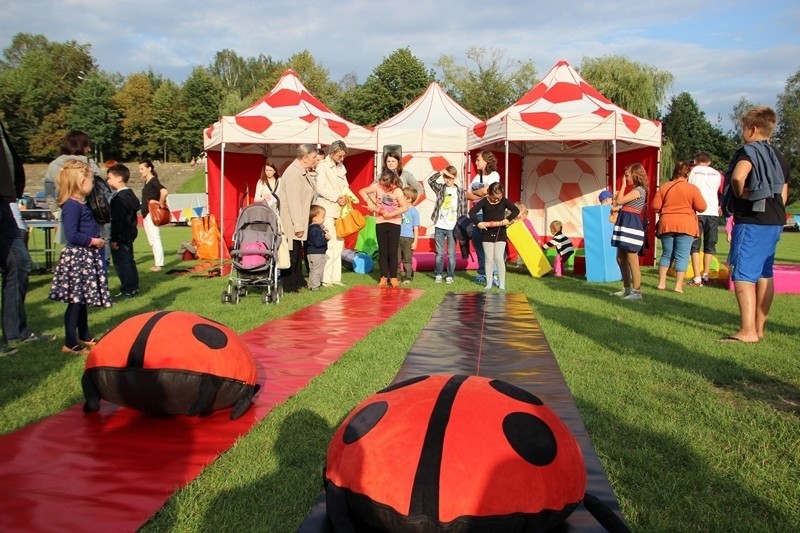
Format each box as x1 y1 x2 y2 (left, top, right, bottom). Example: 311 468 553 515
468 59 661 149
376 82 481 153
204 69 376 154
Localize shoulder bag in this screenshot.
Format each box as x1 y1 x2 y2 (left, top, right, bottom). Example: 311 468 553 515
335 197 366 238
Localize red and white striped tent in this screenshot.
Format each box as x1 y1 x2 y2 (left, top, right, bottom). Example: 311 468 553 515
203 69 377 245
468 59 661 261
373 82 482 250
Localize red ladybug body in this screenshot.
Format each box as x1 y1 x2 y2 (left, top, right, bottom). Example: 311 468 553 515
325 374 586 531
82 311 258 419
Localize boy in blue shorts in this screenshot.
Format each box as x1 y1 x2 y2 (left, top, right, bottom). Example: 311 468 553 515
722 106 788 343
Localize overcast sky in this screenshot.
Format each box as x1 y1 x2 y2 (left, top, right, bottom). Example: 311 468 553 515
2 0 798 130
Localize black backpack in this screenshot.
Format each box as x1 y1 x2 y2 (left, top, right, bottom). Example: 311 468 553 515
87 171 113 224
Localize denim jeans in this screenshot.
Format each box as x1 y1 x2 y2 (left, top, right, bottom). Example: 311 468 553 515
111 242 139 294
658 233 694 272
434 227 456 278
0 202 29 341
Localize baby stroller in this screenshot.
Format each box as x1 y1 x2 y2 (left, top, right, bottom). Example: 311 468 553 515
222 202 283 304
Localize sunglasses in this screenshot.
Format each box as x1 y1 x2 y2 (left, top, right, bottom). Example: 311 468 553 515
442 173 455 180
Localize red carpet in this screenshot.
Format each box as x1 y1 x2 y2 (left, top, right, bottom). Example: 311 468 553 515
0 286 422 532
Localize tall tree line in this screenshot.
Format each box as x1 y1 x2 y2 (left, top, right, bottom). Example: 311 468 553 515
1 32 797 204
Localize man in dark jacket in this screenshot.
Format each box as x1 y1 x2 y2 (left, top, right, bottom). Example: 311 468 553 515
0 122 56 355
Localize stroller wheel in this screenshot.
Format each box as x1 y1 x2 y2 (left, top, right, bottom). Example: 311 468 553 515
232 291 240 304
221 290 230 304
262 292 270 304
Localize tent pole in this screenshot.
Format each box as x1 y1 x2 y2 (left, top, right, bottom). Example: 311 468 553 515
220 142 226 270
504 140 509 193
611 139 617 195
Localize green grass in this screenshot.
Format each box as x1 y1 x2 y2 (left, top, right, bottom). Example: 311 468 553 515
176 168 206 193
2 228 799 531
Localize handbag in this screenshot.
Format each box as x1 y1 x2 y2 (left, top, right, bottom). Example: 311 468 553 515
335 198 366 238
148 200 171 226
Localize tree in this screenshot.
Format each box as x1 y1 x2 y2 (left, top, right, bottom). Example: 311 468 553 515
579 55 673 120
337 48 433 126
151 80 185 162
66 70 120 161
113 72 157 159
775 66 800 205
662 92 730 167
436 47 537 119
0 33 95 159
729 96 755 141
181 67 223 158
285 50 340 106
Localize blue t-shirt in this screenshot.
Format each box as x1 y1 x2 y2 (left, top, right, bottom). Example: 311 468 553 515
400 206 420 238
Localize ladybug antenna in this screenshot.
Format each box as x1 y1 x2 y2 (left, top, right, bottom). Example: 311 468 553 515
582 492 630 533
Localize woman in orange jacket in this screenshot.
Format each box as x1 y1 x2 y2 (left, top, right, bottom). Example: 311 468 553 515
651 161 707 292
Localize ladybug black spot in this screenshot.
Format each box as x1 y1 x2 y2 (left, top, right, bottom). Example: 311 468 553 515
503 412 558 466
379 375 429 394
490 379 543 405
191 324 229 350
343 401 388 444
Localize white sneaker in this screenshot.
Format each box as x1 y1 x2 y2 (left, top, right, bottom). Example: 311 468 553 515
445 276 454 285
435 275 443 284
611 288 631 297
624 290 643 300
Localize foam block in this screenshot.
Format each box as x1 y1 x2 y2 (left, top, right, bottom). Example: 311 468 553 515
341 249 373 274
582 205 621 283
507 221 552 277
728 263 800 294
411 251 477 272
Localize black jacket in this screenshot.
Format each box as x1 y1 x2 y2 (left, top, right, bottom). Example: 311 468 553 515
110 188 141 244
0 122 25 202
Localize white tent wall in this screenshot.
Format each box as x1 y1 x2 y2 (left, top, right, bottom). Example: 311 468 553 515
522 152 608 243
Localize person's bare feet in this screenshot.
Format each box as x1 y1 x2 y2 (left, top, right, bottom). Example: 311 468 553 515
718 331 759 343
674 287 684 294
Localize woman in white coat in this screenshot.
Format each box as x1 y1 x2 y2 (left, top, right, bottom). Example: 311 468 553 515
313 140 349 286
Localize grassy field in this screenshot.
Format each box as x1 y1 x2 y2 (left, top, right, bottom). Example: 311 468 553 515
1 227 799 531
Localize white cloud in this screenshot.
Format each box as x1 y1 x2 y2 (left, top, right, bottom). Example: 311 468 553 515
1 0 796 130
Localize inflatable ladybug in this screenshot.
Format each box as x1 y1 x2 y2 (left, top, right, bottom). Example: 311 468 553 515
82 311 259 420
325 374 628 532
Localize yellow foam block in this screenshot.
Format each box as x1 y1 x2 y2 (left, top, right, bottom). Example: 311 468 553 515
507 222 552 277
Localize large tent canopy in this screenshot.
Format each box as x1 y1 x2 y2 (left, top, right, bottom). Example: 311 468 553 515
467 59 661 263
203 69 377 245
372 83 481 249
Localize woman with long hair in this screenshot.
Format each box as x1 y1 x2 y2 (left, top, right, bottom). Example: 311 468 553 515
254 161 280 208
359 169 409 287
610 163 649 300
383 151 423 200
139 159 168 272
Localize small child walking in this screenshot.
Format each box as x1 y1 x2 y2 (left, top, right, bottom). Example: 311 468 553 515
49 160 112 354
542 220 574 276
468 182 519 291
398 187 420 285
106 163 141 298
305 205 330 291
